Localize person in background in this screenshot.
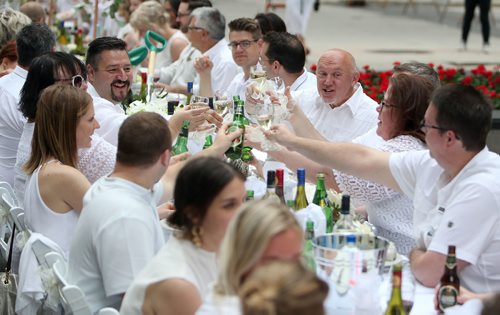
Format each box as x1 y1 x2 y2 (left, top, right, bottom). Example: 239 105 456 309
239 260 328 315
196 17 262 99
0 40 17 76
0 8 31 49
121 157 246 315
461 0 491 53
254 12 287 35
196 200 303 315
23 85 97 255
130 1 189 68
20 2 46 24
0 23 54 186
165 0 181 29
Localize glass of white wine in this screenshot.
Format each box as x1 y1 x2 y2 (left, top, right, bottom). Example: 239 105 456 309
189 95 209 109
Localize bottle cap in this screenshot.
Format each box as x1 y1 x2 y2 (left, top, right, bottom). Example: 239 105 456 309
341 194 350 214
276 169 284 186
266 170 276 187
346 234 356 244
187 81 193 91
297 168 306 183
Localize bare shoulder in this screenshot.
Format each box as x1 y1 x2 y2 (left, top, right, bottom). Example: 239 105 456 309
40 163 88 185
143 279 202 315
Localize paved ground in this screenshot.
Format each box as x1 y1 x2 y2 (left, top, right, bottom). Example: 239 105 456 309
214 0 500 70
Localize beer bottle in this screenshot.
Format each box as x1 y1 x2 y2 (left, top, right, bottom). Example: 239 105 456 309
437 245 460 312
275 168 286 204
385 263 406 315
202 135 213 150
172 120 190 155
302 218 316 271
312 173 333 233
225 102 245 160
246 190 254 201
294 168 309 211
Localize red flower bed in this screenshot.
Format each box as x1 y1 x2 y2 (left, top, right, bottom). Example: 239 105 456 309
310 63 500 109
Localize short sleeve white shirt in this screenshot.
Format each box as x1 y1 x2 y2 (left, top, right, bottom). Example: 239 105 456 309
120 237 217 315
67 176 165 312
389 148 500 292
87 84 126 146
193 39 241 95
0 66 27 185
294 83 378 142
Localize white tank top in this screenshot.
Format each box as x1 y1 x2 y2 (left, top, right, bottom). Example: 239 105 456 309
23 161 79 255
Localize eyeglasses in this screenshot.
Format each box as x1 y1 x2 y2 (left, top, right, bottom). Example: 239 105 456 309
177 11 190 17
228 39 258 50
187 26 205 32
419 120 448 133
379 100 398 110
56 74 86 88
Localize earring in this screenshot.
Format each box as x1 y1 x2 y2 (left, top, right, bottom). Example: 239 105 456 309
191 226 203 248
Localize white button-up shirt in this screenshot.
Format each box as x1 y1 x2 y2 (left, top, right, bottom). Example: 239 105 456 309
294 83 378 142
159 44 201 89
289 68 317 92
0 66 27 185
87 83 126 146
193 38 241 95
390 148 500 293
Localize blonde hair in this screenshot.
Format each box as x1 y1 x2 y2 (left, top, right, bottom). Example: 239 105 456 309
24 85 92 174
215 200 302 295
239 260 328 315
130 1 169 31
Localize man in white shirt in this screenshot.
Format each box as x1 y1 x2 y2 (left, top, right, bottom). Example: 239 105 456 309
67 112 242 312
197 17 262 99
260 31 317 93
267 84 500 293
187 7 240 96
157 0 212 93
0 24 55 185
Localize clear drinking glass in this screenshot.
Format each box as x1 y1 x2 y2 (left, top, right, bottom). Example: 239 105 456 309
189 95 209 108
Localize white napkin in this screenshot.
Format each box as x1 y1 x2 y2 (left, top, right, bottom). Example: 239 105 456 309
293 203 326 237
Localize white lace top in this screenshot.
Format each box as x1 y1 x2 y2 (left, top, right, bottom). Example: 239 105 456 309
334 135 426 255
14 122 116 202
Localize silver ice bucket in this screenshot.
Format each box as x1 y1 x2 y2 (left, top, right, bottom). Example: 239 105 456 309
312 233 390 276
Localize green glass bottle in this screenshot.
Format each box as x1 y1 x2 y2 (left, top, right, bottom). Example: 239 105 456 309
312 173 333 233
263 170 281 203
237 100 251 126
172 120 190 156
241 146 253 163
332 195 356 233
294 168 309 211
275 169 286 205
186 81 193 106
225 102 245 160
203 135 213 150
385 263 406 315
246 190 254 201
303 218 316 271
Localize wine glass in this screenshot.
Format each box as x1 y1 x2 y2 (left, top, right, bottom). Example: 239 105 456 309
189 95 209 108
214 92 233 122
254 98 275 131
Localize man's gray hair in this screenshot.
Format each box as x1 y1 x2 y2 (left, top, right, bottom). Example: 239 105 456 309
191 7 225 41
394 61 441 89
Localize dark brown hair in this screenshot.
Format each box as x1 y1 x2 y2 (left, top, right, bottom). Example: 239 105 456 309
228 18 262 40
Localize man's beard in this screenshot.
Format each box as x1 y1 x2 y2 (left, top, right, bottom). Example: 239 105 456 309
110 79 130 102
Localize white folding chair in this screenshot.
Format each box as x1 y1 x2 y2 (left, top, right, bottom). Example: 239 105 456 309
51 257 120 315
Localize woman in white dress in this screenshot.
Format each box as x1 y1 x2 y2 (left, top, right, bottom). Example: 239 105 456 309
196 200 303 315
120 157 246 315
23 85 99 254
334 73 435 255
130 1 189 68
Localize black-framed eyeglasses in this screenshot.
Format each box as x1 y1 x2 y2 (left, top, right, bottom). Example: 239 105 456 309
56 74 86 88
379 100 399 110
419 120 448 133
177 11 190 17
228 39 258 50
187 26 205 32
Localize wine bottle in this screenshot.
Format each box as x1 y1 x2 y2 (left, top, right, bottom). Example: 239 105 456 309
225 102 245 160
263 170 281 203
303 217 316 271
437 245 460 312
172 120 190 156
275 168 286 204
332 195 356 233
385 263 406 315
294 168 309 211
312 173 333 233
186 81 193 106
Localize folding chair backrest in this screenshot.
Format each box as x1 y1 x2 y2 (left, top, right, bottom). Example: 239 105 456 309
0 182 17 206
10 206 30 235
53 259 93 315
